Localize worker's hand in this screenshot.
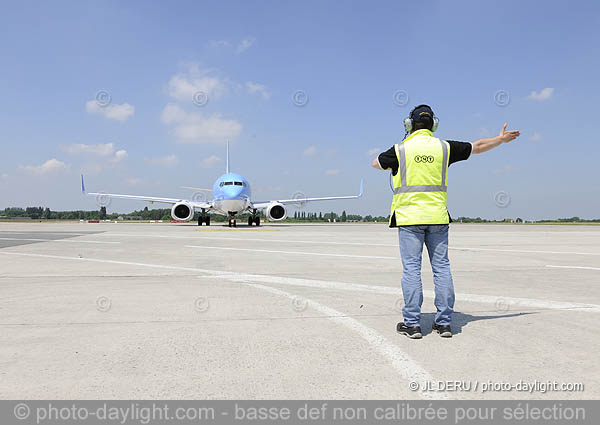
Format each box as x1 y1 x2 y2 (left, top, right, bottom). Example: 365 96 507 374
498 123 520 143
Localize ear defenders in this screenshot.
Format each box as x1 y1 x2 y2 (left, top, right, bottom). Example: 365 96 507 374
403 104 439 133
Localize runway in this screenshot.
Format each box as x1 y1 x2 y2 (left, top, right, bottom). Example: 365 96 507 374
0 221 598 399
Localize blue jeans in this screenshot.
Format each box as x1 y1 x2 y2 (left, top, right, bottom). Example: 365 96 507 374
398 224 455 327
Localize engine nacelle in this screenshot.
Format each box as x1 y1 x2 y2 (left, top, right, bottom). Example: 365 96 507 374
266 202 287 221
171 202 194 221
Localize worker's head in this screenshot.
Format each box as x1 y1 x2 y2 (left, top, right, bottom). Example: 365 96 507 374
404 104 439 133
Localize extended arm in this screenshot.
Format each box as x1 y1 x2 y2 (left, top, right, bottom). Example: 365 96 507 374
472 123 520 154
371 157 383 170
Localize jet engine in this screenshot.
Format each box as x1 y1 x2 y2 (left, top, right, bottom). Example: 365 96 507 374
171 202 194 221
266 202 287 221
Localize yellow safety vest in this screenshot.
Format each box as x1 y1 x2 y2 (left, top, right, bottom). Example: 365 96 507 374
390 129 450 226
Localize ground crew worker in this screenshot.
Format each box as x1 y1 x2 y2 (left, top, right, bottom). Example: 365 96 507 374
371 104 520 338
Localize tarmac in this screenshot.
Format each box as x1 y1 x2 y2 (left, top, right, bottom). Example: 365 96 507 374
0 221 598 399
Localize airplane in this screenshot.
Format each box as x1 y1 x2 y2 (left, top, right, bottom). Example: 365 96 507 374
81 143 363 227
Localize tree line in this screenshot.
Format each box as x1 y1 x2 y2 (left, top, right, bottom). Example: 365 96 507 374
2 207 598 223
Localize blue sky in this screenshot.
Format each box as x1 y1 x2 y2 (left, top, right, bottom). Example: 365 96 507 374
1 0 598 219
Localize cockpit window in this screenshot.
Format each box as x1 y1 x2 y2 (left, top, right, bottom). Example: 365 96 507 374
223 182 233 186
234 181 243 186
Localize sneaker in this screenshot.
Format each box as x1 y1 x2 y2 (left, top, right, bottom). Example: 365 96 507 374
432 322 452 338
396 322 422 339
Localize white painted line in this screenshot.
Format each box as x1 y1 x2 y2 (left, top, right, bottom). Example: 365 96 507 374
191 235 395 247
97 232 600 256
2 251 599 313
185 245 397 260
0 232 92 236
452 247 600 256
0 237 119 245
245 283 444 399
98 232 397 247
546 265 600 271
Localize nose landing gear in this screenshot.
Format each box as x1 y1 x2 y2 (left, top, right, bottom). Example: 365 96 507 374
228 217 237 228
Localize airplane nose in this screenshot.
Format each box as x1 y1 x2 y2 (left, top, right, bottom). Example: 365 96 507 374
223 185 243 199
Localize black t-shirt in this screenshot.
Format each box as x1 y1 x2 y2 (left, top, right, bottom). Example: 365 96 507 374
377 140 472 175
378 140 472 226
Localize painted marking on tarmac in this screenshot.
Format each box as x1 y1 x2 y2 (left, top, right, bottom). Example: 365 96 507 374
245 283 444 400
0 237 119 244
94 232 393 246
452 247 600 256
546 265 600 271
2 251 599 313
189 235 393 247
185 245 397 260
92 233 600 256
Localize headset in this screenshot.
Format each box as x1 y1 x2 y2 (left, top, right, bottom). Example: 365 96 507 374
403 104 439 134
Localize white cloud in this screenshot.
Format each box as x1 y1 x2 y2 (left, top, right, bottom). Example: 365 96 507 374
325 169 340 176
200 155 223 168
237 37 255 53
62 142 116 156
20 158 69 175
167 66 228 102
246 81 271 99
492 165 520 175
86 100 135 121
62 142 127 163
145 154 178 167
113 149 128 163
528 87 554 101
303 146 317 157
529 132 543 142
1 173 9 179
161 104 242 144
367 148 380 156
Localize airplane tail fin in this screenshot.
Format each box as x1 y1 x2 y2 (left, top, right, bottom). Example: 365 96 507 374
226 140 230 174
81 174 86 194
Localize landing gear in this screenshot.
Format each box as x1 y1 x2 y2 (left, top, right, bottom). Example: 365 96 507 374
248 209 260 227
228 217 237 228
198 211 210 226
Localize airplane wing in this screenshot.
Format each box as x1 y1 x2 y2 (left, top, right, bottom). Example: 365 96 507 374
81 175 212 209
251 179 363 209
